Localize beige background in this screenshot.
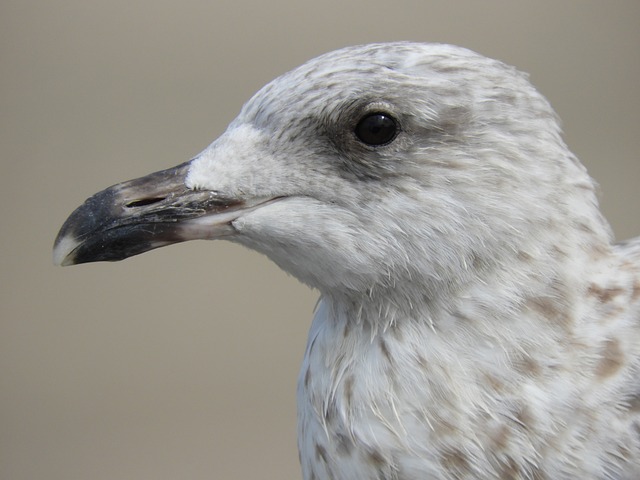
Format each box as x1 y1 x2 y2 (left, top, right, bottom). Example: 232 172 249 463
2 1 639 479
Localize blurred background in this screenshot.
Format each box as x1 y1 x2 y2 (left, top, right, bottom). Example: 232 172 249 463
2 1 639 479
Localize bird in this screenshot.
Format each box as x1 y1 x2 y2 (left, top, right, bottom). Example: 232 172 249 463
53 42 640 479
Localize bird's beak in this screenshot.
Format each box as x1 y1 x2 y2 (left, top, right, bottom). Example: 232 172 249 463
53 161 256 266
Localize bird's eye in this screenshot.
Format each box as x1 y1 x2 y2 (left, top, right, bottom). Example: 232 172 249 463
354 112 398 146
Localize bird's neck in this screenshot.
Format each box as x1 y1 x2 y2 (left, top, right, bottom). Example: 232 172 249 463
316 206 614 334
298 285 543 478
297 240 622 479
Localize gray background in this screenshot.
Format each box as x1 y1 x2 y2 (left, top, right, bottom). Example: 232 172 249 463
2 1 639 479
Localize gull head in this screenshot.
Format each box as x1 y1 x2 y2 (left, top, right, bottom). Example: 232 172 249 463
53 42 609 305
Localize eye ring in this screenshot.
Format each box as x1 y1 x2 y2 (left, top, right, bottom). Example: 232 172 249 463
354 112 399 146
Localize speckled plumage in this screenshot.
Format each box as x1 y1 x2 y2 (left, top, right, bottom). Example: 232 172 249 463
55 43 640 479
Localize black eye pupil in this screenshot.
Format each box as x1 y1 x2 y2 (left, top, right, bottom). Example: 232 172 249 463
355 112 398 146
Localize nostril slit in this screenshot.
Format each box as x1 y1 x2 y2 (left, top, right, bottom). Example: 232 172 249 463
126 197 166 208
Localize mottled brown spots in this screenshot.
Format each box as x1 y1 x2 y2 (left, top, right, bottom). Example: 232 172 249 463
514 403 534 430
595 338 625 379
335 432 353 456
315 443 329 464
550 244 567 259
431 63 466 75
470 251 484 270
489 90 519 106
452 310 472 323
525 296 572 328
550 277 570 298
577 221 596 235
621 259 635 271
483 372 506 392
588 284 625 304
435 158 467 170
497 457 520 479
344 375 354 409
615 443 632 462
632 281 640 302
367 448 386 468
526 296 557 317
517 356 542 378
531 468 549 480
517 250 534 263
489 424 511 451
440 448 470 474
432 417 457 436
586 405 599 423
415 353 429 370
379 338 392 364
627 393 640 413
588 243 609 259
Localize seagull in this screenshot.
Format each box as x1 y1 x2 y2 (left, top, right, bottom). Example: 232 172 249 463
53 42 640 479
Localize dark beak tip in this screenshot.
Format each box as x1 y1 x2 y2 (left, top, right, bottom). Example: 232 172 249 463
52 160 242 266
